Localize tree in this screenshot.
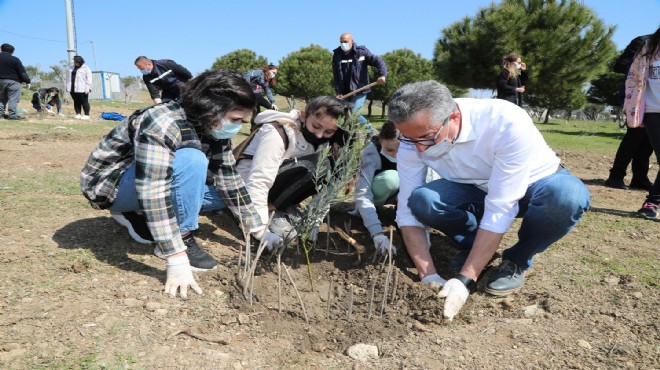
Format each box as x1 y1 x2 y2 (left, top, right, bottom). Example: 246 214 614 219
434 0 616 121
210 49 269 72
276 45 334 103
587 58 625 122
367 49 434 118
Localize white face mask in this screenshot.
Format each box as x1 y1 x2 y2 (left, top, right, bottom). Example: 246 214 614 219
340 42 351 52
423 135 455 158
270 70 277 78
515 62 522 70
380 149 397 163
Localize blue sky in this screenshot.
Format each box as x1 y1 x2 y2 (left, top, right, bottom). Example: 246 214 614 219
1 0 659 80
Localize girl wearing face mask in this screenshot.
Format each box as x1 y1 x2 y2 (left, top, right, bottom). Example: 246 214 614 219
496 52 528 107
350 121 402 255
235 96 349 240
65 55 93 119
244 64 279 129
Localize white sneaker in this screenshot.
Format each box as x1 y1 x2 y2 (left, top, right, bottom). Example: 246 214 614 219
74 114 81 119
81 115 90 120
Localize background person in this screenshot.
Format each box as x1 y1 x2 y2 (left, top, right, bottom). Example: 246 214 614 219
332 32 387 125
496 52 528 107
604 33 655 191
623 26 660 220
389 80 590 321
0 43 30 120
80 70 282 299
244 65 279 129
135 56 192 104
31 87 63 115
65 55 93 120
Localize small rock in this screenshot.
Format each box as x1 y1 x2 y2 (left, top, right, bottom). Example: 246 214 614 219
412 321 430 332
604 276 620 285
577 339 592 350
155 309 168 315
2 343 21 351
523 304 539 317
124 298 142 308
346 343 379 362
632 292 643 299
145 302 161 311
237 314 250 325
501 298 515 311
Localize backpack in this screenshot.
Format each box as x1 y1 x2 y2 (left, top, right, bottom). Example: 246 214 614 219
101 112 126 121
232 122 289 163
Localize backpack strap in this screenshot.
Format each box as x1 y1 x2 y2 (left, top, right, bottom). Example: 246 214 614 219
233 122 289 163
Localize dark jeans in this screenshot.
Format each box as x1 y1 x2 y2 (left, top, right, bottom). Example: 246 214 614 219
608 127 653 183
268 152 322 211
643 113 660 202
70 92 90 115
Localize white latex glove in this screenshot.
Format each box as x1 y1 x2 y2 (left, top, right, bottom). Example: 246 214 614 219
421 273 447 291
438 278 469 321
309 226 319 243
254 230 283 251
373 234 397 255
271 104 279 111
165 254 202 299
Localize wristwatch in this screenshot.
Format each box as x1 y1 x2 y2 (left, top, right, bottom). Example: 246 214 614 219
456 273 476 291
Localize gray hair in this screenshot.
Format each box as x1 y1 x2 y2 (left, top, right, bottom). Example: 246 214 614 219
388 80 455 127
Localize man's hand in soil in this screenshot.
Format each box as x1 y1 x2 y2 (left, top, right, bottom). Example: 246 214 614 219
165 254 202 299
438 278 469 321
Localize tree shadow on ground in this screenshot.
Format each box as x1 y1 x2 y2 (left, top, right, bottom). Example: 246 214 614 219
52 216 164 283
539 129 623 140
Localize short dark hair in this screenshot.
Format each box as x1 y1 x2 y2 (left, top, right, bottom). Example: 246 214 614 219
180 69 256 133
134 56 149 64
1 43 15 53
378 121 398 141
305 96 351 121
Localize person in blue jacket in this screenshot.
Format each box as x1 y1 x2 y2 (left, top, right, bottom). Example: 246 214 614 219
332 32 387 125
135 56 193 104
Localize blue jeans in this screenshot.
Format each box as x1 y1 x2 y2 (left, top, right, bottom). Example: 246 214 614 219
110 148 225 233
408 168 590 269
349 92 368 124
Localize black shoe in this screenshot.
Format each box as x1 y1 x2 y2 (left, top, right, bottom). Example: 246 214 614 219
604 178 629 190
183 233 218 272
6 115 25 120
111 211 154 244
629 180 653 191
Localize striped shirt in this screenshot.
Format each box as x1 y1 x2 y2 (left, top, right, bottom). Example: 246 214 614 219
80 102 263 256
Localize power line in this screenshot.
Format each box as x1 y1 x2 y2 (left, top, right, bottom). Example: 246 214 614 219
0 29 66 43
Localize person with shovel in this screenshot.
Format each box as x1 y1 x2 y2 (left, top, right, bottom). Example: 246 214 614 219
332 32 387 126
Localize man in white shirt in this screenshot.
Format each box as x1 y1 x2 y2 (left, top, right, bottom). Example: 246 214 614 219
388 81 590 321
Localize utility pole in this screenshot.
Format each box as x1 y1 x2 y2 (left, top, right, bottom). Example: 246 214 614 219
89 40 98 70
64 0 76 64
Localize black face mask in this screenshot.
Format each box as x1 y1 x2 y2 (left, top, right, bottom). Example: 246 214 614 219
300 121 329 149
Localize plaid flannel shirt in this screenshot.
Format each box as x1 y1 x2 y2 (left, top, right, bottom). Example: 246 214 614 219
81 102 263 256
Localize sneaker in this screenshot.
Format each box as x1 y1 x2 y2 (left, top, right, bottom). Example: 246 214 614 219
604 178 629 190
629 180 653 192
111 211 154 244
182 233 218 271
81 115 90 120
269 210 298 240
75 114 81 119
6 115 25 120
484 260 526 296
637 202 659 220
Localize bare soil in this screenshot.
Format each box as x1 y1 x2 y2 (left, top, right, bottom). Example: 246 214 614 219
0 110 658 369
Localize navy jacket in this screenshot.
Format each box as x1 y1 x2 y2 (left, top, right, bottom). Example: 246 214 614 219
332 44 387 96
142 59 192 101
0 52 30 83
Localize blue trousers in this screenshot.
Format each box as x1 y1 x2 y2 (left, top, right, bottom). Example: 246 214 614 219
408 168 591 269
110 148 226 233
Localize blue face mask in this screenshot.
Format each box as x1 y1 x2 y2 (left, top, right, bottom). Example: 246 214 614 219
380 149 397 163
140 69 151 75
210 120 243 140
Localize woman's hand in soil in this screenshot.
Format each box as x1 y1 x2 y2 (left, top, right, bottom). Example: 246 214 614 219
438 278 469 321
165 254 202 299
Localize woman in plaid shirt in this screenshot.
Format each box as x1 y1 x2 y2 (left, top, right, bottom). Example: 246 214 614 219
81 70 282 299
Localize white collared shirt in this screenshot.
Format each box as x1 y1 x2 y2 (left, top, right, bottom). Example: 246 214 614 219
396 98 560 233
